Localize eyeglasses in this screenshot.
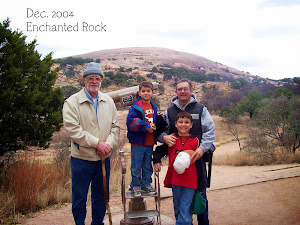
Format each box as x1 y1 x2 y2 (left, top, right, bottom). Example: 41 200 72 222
87 76 102 82
176 87 190 92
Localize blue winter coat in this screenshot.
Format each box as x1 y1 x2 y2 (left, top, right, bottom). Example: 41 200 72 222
126 97 158 145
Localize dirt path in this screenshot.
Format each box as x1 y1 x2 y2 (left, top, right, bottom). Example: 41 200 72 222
213 140 243 156
21 141 300 225
20 177 300 225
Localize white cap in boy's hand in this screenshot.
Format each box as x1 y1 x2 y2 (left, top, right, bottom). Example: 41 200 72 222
173 151 191 174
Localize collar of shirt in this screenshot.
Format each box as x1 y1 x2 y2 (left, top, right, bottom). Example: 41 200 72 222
84 88 99 114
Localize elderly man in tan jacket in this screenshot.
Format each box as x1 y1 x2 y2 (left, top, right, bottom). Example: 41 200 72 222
63 62 120 225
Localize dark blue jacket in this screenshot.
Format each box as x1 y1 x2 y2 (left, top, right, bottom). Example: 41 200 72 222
126 97 158 145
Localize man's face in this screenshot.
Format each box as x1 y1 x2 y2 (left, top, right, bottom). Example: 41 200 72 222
175 81 193 103
83 74 102 94
138 86 154 102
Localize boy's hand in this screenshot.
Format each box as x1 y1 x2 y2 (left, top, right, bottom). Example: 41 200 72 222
163 134 177 147
146 127 154 133
151 123 156 130
190 147 204 164
154 162 162 172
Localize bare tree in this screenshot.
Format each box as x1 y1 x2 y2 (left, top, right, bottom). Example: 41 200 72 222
219 105 243 151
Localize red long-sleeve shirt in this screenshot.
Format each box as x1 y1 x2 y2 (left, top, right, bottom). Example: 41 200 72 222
164 133 199 189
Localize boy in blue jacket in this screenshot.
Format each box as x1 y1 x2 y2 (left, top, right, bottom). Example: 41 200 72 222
126 81 158 197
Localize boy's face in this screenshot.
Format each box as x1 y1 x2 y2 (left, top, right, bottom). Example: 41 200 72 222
138 86 154 102
175 117 193 135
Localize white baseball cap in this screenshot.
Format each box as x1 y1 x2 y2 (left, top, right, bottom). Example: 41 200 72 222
173 151 191 174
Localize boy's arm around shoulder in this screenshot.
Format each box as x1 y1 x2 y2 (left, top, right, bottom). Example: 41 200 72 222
152 143 168 164
157 109 170 143
154 113 168 139
153 143 168 172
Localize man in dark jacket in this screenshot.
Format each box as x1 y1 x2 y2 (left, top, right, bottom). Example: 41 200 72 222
154 78 215 225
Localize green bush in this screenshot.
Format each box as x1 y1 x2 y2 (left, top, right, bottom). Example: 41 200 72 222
64 66 76 77
56 57 94 67
151 97 160 109
62 86 79 98
136 75 146 82
101 78 112 88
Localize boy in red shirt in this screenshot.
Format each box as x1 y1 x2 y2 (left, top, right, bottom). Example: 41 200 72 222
154 111 201 224
126 81 158 197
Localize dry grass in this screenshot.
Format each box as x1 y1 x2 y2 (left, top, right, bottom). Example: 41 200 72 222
109 149 131 195
0 150 71 223
213 149 300 166
0 131 129 223
110 152 131 195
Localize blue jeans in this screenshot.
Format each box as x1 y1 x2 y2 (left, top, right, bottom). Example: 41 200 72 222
172 185 195 225
71 157 110 225
130 145 153 187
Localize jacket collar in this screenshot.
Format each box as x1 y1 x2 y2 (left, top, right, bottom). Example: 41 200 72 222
134 96 154 108
171 93 198 110
78 88 107 104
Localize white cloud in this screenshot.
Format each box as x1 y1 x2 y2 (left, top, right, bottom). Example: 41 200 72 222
1 0 299 80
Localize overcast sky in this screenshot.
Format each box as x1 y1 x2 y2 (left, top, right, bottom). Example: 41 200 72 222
1 0 300 80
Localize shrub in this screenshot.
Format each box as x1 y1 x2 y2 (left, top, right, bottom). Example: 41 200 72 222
64 66 76 77
62 86 79 98
151 97 160 109
158 84 165 94
56 57 93 66
244 130 277 163
101 78 112 88
136 75 146 82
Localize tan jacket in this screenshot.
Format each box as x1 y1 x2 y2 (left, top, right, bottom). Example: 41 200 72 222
63 88 120 161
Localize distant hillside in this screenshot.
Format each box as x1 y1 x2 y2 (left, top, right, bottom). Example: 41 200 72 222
54 47 283 110
71 47 265 83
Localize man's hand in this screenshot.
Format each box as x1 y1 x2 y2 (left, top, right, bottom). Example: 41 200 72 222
96 141 111 157
153 162 162 172
162 135 177 147
190 147 204 164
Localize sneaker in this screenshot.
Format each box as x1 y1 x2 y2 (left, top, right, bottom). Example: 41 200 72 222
141 185 157 195
131 186 142 197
